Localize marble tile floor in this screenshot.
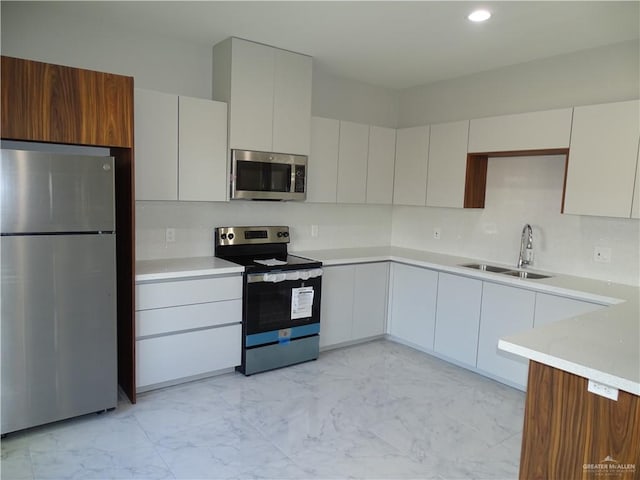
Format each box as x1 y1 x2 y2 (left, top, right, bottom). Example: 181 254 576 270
1 340 525 480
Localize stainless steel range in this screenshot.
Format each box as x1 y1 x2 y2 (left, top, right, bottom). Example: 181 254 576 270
214 226 322 375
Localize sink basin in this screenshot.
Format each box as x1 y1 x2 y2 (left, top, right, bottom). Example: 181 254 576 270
502 270 551 280
460 263 512 273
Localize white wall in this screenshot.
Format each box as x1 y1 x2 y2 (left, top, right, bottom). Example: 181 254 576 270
0 2 213 98
398 40 639 127
312 66 399 128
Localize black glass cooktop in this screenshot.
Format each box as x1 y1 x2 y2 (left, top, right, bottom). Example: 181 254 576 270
218 254 322 273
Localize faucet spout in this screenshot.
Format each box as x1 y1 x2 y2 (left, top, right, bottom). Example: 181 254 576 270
517 224 534 269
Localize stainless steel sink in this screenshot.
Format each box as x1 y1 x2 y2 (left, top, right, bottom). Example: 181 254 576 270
502 270 551 280
460 263 512 273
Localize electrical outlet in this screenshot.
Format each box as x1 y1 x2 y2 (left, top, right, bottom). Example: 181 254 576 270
311 225 319 238
433 227 441 240
165 228 176 243
588 379 618 401
593 246 612 263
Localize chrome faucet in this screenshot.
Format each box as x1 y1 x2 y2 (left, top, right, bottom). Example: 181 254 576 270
517 224 534 268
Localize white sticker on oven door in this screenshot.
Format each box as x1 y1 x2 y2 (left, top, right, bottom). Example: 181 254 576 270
291 286 314 319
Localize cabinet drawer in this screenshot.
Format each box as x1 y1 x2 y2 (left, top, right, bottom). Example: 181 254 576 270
136 299 241 338
136 275 242 310
136 324 241 388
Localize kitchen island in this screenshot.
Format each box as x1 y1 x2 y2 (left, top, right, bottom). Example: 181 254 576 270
499 280 639 479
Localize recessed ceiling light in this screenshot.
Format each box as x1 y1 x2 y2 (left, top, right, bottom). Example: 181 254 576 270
468 9 491 22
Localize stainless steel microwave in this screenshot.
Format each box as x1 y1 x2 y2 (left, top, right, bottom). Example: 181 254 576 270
230 149 307 201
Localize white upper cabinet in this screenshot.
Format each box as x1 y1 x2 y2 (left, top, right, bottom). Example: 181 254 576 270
272 49 313 156
178 96 228 202
213 37 312 156
307 116 339 203
468 108 573 153
366 126 396 205
564 99 640 218
426 120 469 208
135 88 178 201
135 89 228 202
393 126 429 206
632 144 640 219
337 121 369 204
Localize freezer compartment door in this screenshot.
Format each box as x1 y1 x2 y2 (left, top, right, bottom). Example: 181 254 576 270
1 149 115 233
1 234 117 434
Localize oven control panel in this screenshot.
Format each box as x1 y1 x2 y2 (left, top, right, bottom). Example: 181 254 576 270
215 226 290 246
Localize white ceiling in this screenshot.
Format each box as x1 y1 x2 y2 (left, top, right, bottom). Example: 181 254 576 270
34 1 640 90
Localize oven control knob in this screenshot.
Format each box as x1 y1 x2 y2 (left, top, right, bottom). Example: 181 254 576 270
220 233 227 240
228 233 235 240
283 232 289 238
277 232 284 238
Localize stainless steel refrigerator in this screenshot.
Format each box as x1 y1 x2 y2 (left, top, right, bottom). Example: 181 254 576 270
1 148 118 435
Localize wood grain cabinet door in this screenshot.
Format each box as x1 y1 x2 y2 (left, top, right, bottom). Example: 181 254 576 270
1 56 133 147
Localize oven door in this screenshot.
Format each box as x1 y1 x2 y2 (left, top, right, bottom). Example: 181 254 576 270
244 270 321 335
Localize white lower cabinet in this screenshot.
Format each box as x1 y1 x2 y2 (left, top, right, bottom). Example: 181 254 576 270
320 263 389 349
135 274 242 391
352 263 390 339
534 292 604 328
434 273 483 367
388 263 438 351
319 265 354 347
477 282 535 389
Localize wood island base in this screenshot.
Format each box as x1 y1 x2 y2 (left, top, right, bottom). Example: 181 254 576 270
519 361 640 480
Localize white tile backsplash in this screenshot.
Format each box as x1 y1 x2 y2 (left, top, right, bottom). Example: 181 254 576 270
135 201 393 260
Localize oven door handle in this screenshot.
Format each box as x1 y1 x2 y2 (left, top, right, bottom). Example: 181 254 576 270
247 268 323 283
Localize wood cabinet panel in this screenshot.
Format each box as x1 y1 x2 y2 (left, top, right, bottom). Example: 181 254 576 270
520 361 640 480
1 56 133 147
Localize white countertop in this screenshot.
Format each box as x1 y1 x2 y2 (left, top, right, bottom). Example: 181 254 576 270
135 246 639 395
294 246 640 395
136 256 244 282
